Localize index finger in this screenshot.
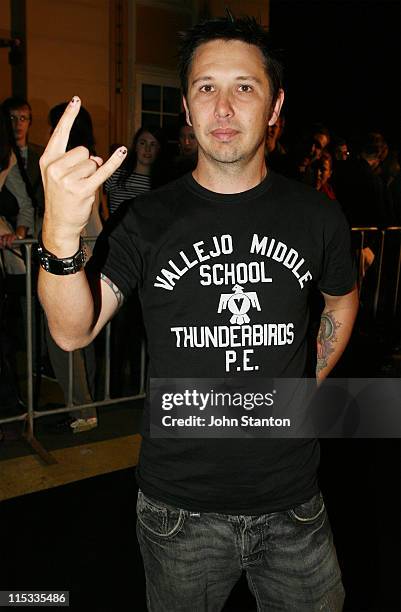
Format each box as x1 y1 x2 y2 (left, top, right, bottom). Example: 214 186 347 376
43 96 81 163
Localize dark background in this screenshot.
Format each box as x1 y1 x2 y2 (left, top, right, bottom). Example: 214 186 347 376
2 441 400 611
269 0 400 146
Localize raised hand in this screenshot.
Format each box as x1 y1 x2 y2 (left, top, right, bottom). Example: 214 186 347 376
40 96 127 256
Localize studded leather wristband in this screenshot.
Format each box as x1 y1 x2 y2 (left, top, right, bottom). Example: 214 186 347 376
37 231 87 275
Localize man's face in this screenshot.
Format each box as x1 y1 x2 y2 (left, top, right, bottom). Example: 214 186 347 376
179 125 198 157
316 158 332 190
265 123 279 153
311 132 329 160
335 144 349 161
9 105 31 146
183 39 283 167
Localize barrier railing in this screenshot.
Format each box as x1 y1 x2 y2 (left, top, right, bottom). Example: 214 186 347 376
0 237 145 462
0 229 400 461
352 227 401 319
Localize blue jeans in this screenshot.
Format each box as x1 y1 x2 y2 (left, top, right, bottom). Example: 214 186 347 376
136 490 345 612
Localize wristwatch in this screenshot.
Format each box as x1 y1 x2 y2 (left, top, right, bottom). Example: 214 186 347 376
37 231 87 275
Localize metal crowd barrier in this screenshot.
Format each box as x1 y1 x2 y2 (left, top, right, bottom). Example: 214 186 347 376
0 229 400 461
352 227 401 319
0 237 145 462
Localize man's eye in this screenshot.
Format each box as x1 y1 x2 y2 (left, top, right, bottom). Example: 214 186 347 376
200 85 214 92
238 84 252 92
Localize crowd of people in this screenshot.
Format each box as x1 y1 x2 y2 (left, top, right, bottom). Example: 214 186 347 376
266 119 400 227
0 91 400 434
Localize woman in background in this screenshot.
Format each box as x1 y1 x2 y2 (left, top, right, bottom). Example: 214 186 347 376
104 126 166 397
104 126 165 215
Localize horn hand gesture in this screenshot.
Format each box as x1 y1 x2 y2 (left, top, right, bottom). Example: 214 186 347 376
40 96 126 256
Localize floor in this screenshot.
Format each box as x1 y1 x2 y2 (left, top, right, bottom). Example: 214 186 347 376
1 441 400 611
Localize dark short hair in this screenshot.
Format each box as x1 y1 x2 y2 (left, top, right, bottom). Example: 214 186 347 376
48 102 95 154
359 132 385 160
311 123 331 140
178 16 283 107
2 96 32 119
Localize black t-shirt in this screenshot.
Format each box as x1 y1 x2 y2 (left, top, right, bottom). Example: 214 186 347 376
91 171 355 514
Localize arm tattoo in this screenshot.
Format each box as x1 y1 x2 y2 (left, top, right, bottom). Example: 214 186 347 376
100 273 124 308
316 310 342 374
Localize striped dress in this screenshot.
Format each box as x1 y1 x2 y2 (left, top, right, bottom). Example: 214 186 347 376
104 168 151 214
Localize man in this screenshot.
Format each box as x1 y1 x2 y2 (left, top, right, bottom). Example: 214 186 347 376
310 123 331 161
311 151 336 200
3 96 45 229
179 121 198 159
333 132 394 227
285 123 331 183
265 114 287 173
38 16 358 611
331 136 349 161
265 115 286 156
171 113 199 179
0 104 34 250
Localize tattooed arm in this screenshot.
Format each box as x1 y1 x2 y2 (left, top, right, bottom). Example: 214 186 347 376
100 273 124 309
316 287 359 382
39 267 123 351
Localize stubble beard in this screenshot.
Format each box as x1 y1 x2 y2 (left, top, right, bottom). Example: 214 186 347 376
199 137 265 170
205 148 243 165
198 132 251 167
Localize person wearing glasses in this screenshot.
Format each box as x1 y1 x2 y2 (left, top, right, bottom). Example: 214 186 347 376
2 96 45 232
0 104 34 260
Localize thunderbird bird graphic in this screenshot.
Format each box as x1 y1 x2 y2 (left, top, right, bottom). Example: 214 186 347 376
218 284 261 325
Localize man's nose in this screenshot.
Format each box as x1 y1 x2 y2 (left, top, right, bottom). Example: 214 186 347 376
214 91 234 119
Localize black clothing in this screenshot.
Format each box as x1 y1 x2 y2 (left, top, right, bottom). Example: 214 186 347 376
333 158 393 227
170 154 198 180
91 171 355 514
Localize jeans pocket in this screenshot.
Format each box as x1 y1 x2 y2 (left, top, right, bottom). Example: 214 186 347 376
288 492 326 524
137 490 186 539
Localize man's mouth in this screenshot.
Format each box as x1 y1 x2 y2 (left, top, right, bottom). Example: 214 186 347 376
210 129 239 142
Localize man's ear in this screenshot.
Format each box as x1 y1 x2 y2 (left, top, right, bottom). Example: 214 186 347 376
268 89 285 126
183 96 192 127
